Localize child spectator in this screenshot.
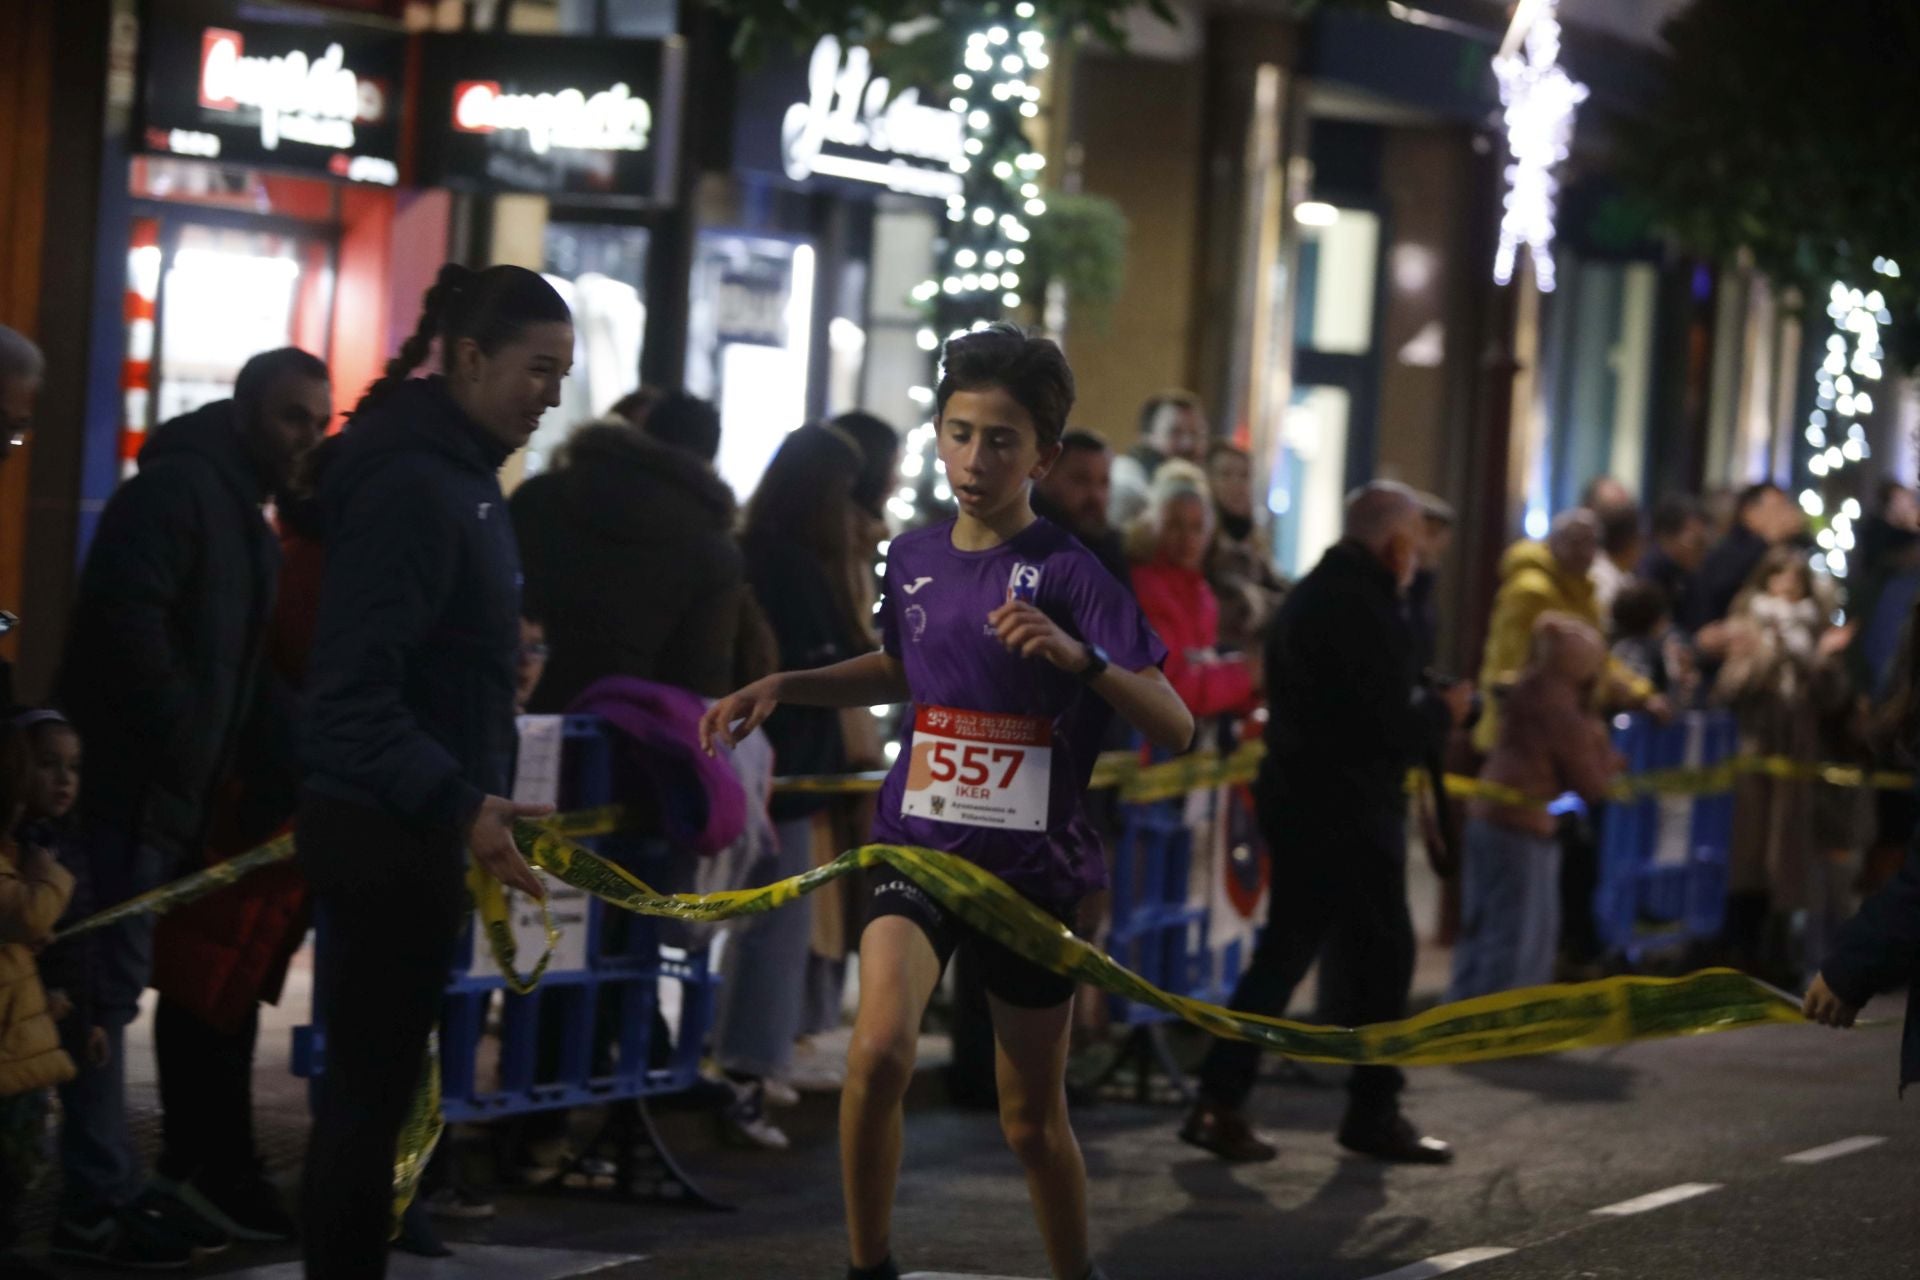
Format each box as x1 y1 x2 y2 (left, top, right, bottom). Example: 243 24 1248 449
16 712 102 1073
1 720 78 1278
1448 614 1621 1000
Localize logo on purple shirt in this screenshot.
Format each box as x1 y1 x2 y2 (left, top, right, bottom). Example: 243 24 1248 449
1008 562 1042 603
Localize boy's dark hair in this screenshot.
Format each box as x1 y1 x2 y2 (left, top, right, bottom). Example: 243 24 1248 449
1611 581 1670 640
610 386 665 428
1059 429 1110 457
643 391 722 463
1600 502 1643 558
935 322 1075 449
235 347 329 418
1651 494 1703 540
354 264 571 420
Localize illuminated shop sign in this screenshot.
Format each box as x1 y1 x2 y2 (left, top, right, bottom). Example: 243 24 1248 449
140 5 402 185
736 36 965 200
419 34 682 201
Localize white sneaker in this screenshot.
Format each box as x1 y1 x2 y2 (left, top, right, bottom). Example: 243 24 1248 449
720 1081 791 1150
761 1078 801 1108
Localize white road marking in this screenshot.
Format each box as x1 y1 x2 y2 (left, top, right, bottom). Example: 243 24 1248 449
1590 1182 1722 1217
903 1274 1042 1280
1782 1134 1887 1164
1362 1248 1518 1280
224 1246 643 1278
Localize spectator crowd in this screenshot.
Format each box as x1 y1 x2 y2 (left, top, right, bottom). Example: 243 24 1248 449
0 296 1918 1278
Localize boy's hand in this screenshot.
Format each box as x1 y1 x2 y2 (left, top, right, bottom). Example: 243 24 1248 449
1802 973 1860 1028
989 601 1088 673
86 1025 110 1068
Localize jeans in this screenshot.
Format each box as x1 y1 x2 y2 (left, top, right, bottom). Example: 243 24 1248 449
1447 819 1562 1002
59 826 171 1215
713 817 814 1080
0 1087 50 1245
298 791 466 1280
1198 804 1415 1119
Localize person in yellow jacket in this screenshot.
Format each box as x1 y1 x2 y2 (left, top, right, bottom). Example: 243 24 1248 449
1 730 77 1271
1474 509 1666 754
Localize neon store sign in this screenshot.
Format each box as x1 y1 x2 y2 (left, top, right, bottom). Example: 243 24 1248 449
197 27 388 155
781 36 965 198
452 80 653 155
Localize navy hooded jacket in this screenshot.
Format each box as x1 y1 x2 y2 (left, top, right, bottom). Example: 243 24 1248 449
300 377 520 831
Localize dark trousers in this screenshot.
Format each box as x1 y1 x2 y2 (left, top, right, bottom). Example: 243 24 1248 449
1199 803 1415 1119
155 998 260 1185
297 792 466 1280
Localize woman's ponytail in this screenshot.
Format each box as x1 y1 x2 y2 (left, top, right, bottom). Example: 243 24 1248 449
350 264 474 421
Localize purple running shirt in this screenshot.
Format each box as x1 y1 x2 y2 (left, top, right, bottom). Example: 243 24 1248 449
871 517 1167 904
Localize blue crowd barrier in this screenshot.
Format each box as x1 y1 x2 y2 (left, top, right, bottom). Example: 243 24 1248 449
1592 710 1739 964
292 716 727 1200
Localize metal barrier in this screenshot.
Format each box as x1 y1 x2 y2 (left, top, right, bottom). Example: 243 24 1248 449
1593 710 1739 965
293 715 729 1207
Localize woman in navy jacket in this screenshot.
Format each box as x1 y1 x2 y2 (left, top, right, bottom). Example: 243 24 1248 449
297 264 569 1278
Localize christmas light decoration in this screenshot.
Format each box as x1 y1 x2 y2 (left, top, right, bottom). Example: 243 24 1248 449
1492 0 1588 292
1801 258 1897 581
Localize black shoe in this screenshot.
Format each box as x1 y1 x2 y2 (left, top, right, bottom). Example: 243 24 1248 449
130 1183 232 1254
50 1208 193 1271
156 1168 297 1244
1337 1113 1454 1165
1178 1099 1277 1163
392 1201 452 1258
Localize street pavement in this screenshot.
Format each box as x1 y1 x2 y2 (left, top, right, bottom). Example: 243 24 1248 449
135 998 1913 1280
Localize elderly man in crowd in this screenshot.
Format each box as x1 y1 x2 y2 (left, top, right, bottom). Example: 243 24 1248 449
1179 482 1473 1166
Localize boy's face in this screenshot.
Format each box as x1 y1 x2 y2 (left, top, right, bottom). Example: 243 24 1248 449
29 725 81 821
937 387 1060 526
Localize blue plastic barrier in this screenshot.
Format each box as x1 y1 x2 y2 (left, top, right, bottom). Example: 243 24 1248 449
293 716 727 1199
1592 710 1739 964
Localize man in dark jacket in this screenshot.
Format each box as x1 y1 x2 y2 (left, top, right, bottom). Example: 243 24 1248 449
50 348 328 1269
512 393 765 707
1682 482 1803 635
1181 481 1472 1166
1033 429 1132 588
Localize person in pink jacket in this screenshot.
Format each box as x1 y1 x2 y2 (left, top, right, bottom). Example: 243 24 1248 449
1128 462 1262 721
1448 613 1622 1000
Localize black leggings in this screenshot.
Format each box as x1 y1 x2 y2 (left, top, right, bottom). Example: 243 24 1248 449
296 791 466 1279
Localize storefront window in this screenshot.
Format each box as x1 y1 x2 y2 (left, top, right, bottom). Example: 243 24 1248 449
1295 207 1381 355
1540 257 1659 510
686 232 816 500
531 220 651 474
1272 385 1352 578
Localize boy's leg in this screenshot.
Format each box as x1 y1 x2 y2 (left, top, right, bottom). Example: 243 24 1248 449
988 993 1087 1280
841 914 944 1270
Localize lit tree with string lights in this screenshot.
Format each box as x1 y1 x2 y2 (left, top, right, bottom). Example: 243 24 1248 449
1802 258 1900 582
886 2 1053 526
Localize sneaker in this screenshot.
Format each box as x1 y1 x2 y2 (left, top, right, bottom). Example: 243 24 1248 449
1337 1112 1454 1165
1178 1099 1277 1164
422 1185 497 1220
720 1080 791 1150
155 1169 296 1244
50 1207 193 1271
131 1183 232 1254
761 1078 801 1109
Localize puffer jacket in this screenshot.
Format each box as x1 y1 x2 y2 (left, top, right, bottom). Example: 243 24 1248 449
1475 615 1622 836
0 841 77 1095
1474 540 1653 752
1131 559 1258 719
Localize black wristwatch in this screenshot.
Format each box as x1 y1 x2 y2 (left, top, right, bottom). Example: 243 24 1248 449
1077 643 1110 683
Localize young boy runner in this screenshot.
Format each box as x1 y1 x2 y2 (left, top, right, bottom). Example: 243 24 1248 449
703 324 1193 1280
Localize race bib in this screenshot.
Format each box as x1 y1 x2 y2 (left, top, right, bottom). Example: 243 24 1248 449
901 705 1052 832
